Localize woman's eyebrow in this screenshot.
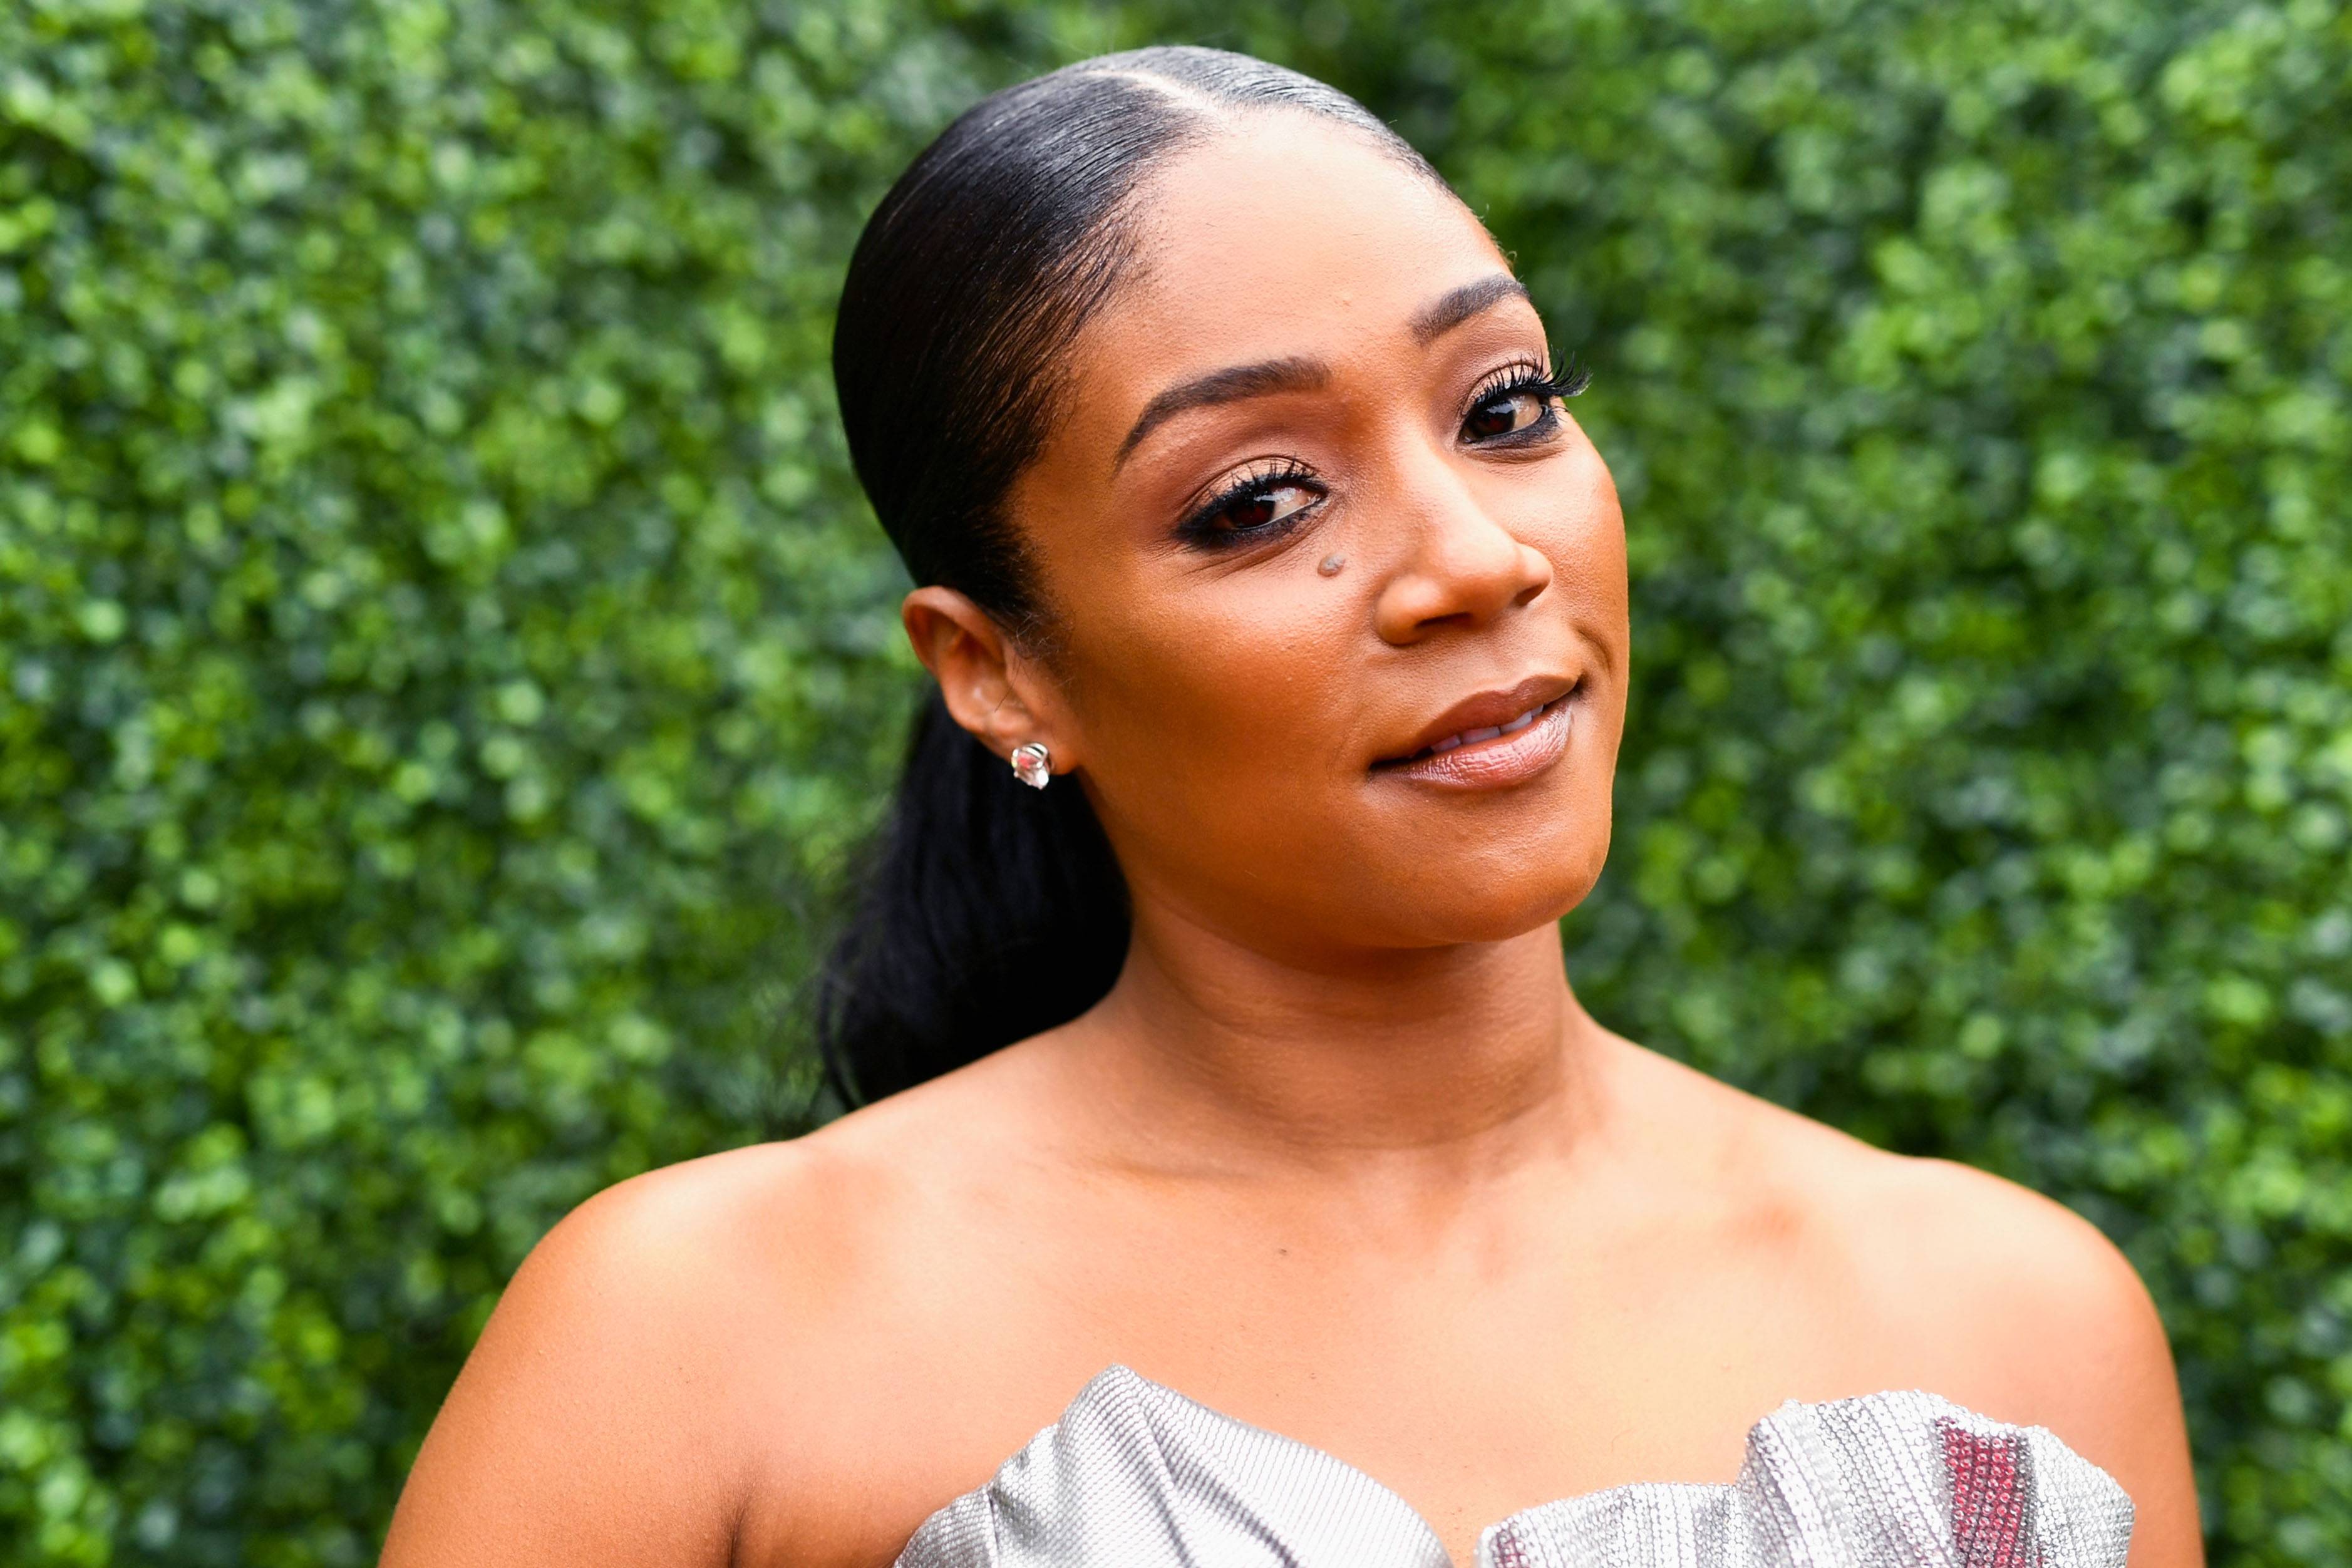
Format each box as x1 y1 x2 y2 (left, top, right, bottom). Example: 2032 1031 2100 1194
1411 274 1532 344
1112 277 1527 468
1115 355 1329 467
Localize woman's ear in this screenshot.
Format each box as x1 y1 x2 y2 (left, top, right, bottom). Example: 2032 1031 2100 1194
901 587 1072 767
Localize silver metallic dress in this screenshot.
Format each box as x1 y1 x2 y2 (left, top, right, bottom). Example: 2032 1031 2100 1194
896 1364 2133 1568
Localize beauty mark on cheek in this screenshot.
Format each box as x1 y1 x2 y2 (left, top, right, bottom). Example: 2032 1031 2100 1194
1318 554 1346 577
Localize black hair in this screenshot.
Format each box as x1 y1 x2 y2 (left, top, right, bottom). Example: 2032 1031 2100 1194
817 46 1438 1104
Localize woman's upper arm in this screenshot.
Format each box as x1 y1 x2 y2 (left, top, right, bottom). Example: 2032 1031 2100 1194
1916 1162 2206 1568
379 1171 759 1568
2034 1219 2206 1568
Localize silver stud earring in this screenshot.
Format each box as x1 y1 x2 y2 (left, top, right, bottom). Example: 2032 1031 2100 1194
1010 742 1051 790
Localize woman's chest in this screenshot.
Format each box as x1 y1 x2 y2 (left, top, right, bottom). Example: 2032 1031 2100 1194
727 1214 1957 1568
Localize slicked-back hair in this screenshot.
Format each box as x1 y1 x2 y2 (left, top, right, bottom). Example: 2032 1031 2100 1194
818 47 1440 1103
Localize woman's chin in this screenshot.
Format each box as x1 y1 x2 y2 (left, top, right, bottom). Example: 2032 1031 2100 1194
1359 843 1610 949
1422 886 1599 947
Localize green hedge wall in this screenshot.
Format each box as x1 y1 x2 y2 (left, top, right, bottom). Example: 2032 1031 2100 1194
3 1 2345 1563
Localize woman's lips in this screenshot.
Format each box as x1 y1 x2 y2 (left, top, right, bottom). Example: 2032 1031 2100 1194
1374 692 1576 789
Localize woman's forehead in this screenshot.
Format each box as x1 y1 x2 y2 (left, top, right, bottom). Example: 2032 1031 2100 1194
1098 118 1512 381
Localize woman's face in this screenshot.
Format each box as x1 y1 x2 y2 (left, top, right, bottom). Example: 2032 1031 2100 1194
994 115 1628 960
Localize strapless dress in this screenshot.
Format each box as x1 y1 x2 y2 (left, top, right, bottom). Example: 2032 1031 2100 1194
895 1365 2133 1567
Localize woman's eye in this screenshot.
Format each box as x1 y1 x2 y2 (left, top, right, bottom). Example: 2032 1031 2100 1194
1205 480 1318 534
1462 387 1549 441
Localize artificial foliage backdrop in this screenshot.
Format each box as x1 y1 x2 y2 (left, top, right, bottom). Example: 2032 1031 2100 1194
3 0 2347 1562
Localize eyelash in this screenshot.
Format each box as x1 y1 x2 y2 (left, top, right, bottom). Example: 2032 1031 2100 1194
1174 354 1594 550
1177 456 1326 548
1462 356 1592 443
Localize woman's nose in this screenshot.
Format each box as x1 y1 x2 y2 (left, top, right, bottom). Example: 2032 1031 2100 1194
1371 466 1552 646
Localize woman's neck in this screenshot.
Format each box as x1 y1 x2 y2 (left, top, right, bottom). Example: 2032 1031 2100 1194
1055 904 1607 1180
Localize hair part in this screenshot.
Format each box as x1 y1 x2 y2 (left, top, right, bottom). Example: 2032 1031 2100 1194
818 47 1440 1103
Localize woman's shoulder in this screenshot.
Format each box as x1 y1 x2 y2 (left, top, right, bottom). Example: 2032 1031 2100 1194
1646 1034 2154 1354
1617 1034 2148 1331
375 1139 820 1563
382 1053 1058 1566
543 1045 1056 1321
1616 1036 2194 1550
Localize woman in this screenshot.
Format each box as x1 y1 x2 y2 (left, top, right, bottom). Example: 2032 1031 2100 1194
383 47 2200 1568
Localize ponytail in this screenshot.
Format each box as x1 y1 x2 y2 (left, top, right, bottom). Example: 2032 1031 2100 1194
815 693 1127 1103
